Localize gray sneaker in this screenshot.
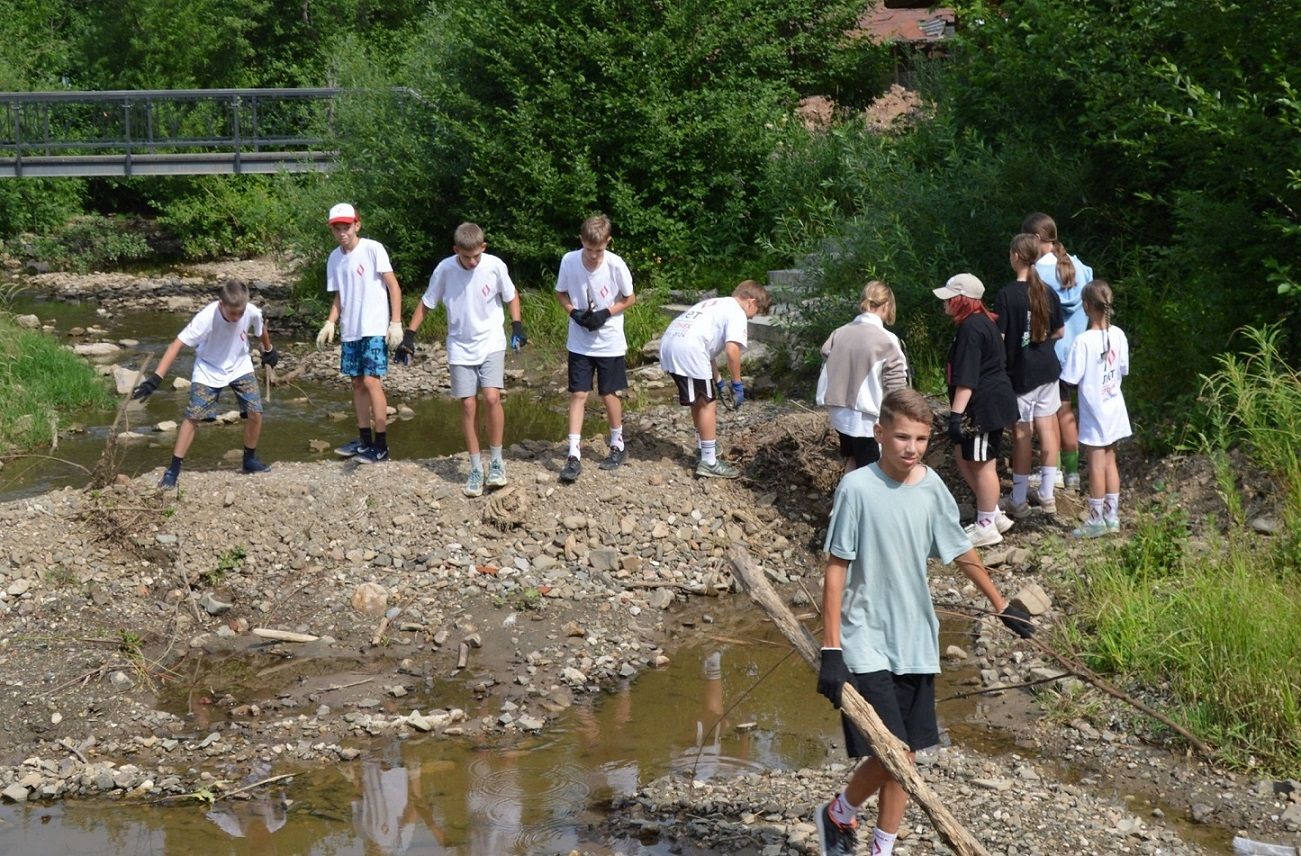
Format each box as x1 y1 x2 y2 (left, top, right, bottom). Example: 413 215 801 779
599 446 626 471
334 439 365 458
486 459 507 487
559 456 582 483
463 467 484 497
695 458 740 479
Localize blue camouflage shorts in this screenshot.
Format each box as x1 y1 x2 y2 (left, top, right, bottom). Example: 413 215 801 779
184 373 262 421
340 335 388 378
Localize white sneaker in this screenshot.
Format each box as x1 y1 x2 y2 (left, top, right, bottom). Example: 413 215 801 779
1064 472 1081 491
964 520 1004 548
995 508 1015 534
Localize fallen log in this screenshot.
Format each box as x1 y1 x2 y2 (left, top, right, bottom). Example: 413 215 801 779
727 544 989 856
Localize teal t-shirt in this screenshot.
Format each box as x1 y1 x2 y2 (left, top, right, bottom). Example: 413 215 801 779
823 463 971 675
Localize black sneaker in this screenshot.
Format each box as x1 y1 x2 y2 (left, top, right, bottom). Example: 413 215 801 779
814 801 858 856
353 446 390 464
241 457 271 475
598 446 626 471
158 469 179 489
559 455 582 482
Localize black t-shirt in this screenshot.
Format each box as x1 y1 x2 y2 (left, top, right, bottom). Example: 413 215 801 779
993 280 1065 393
946 313 1019 431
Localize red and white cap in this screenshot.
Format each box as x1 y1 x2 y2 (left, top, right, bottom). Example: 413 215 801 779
328 203 358 225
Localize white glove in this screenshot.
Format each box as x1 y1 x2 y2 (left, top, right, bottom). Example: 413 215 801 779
315 320 336 349
386 321 404 350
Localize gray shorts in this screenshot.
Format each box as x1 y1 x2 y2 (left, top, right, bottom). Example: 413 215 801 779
449 350 506 398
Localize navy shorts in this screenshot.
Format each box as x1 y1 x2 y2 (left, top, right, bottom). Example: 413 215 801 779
957 428 1003 463
671 373 715 406
184 373 262 422
837 432 880 469
568 352 628 396
841 671 938 758
340 336 388 378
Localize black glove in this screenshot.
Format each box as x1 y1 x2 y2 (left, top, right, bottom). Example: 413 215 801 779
261 347 279 368
584 308 612 330
816 648 851 708
395 330 417 365
947 411 967 445
999 603 1035 639
131 372 162 401
510 320 527 350
569 308 590 328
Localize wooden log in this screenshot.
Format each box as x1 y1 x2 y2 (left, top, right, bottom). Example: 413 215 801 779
727 544 990 856
252 628 319 643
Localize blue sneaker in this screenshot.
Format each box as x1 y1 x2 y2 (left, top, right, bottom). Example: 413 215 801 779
241 457 271 475
158 469 179 489
353 446 389 464
814 801 858 856
334 439 365 458
463 467 484 497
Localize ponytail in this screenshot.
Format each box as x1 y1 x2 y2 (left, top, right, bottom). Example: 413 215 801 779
1021 211 1077 289
1012 233 1051 343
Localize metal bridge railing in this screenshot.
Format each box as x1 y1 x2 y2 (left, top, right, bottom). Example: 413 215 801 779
0 88 347 177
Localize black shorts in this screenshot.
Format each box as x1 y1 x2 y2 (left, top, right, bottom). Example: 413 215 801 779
956 428 1003 463
1058 380 1078 401
837 432 880 469
568 352 628 396
671 373 715 406
841 671 938 758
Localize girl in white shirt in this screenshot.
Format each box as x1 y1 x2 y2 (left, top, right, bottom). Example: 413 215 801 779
1060 280 1131 538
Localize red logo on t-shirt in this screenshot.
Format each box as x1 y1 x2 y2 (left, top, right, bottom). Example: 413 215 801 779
355 264 365 277
599 285 609 299
481 284 491 298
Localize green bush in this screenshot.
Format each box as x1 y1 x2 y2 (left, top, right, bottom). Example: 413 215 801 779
0 315 112 452
0 180 87 239
25 215 151 273
153 175 302 259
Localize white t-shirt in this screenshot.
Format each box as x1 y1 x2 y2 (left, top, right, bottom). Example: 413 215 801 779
421 253 517 365
658 297 748 380
326 237 394 342
554 249 634 357
1060 326 1132 446
178 301 263 388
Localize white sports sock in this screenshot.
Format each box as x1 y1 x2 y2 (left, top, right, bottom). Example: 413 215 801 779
1104 491 1120 518
871 827 898 855
700 440 717 466
828 792 857 825
976 509 997 528
567 433 582 458
490 445 503 464
1088 497 1105 521
1039 467 1059 500
1011 473 1030 505
609 425 624 451
469 452 482 471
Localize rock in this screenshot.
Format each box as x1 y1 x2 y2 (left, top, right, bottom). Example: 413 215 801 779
110 671 133 690
111 366 143 395
648 588 675 610
2 783 29 802
308 439 331 453
14 314 41 329
171 377 191 391
6 579 31 597
562 667 588 686
1011 582 1052 616
589 548 619 572
73 342 121 358
350 582 389 618
1231 835 1299 855
1251 516 1281 536
155 421 178 433
518 716 545 731
198 592 232 616
1190 802 1214 823
944 645 967 661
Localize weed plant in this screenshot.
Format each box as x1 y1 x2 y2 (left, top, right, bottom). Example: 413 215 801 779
0 314 112 452
1064 328 1301 774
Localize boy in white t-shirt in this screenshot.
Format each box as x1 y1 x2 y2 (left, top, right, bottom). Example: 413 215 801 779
659 280 770 478
131 280 278 489
399 222 525 498
553 214 636 483
315 203 406 464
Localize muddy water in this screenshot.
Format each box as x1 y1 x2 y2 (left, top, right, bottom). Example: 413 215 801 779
0 295 572 501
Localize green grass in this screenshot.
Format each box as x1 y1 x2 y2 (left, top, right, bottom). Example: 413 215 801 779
1060 327 1301 774
0 313 113 452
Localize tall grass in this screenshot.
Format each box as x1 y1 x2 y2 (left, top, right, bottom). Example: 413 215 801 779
1064 328 1301 774
0 314 113 452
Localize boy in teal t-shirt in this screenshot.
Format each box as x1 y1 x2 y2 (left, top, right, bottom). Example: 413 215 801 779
813 388 1034 856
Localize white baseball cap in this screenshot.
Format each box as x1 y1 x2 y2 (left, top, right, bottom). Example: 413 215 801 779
932 272 985 300
327 203 358 225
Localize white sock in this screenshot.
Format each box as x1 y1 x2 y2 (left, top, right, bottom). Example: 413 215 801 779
567 434 581 458
1039 467 1058 500
1104 491 1120 519
490 445 502 465
469 452 482 471
610 425 624 451
976 509 997 528
828 792 857 826
1011 473 1030 505
871 827 898 855
700 439 717 466
1088 498 1105 521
